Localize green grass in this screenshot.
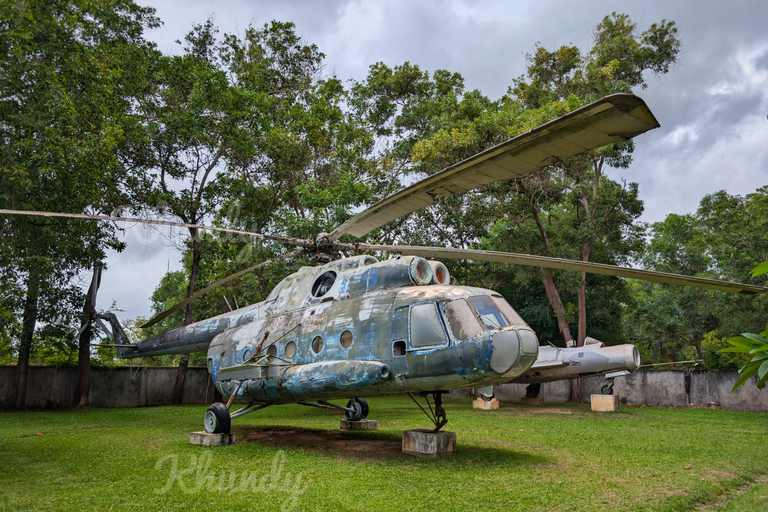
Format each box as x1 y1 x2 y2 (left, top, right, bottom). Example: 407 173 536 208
1 398 767 511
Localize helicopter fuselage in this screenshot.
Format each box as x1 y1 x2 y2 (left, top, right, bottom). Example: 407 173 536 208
124 255 540 405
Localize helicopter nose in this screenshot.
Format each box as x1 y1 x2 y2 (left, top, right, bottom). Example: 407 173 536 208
490 328 539 375
490 330 519 374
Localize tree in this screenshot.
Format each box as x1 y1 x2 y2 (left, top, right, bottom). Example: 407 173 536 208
0 0 159 407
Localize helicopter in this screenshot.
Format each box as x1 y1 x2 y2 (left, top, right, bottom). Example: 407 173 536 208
4 94 767 435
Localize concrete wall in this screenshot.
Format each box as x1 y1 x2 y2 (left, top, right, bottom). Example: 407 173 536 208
449 370 768 412
0 366 215 409
2 366 767 411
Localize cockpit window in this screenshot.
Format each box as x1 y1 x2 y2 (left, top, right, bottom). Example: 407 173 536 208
469 295 510 330
441 299 484 341
491 296 529 328
410 303 448 347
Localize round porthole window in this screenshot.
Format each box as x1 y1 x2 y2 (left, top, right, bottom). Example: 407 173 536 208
242 349 253 363
312 336 323 353
267 345 277 357
311 271 337 297
340 330 353 348
284 341 297 358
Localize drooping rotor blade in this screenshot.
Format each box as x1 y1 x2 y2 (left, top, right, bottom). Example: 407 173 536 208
352 244 768 295
140 249 303 328
0 209 313 248
328 93 659 240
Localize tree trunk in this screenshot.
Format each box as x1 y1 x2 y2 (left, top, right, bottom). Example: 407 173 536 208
72 265 101 408
569 243 591 403
172 233 201 405
541 269 573 344
15 273 40 409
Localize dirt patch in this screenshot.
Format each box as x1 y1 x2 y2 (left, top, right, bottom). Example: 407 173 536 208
235 426 404 460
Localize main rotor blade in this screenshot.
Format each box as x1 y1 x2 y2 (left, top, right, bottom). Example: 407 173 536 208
354 244 768 295
328 93 659 240
0 209 312 248
140 249 303 328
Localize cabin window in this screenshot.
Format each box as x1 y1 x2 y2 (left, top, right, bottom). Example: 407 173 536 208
409 303 448 347
267 345 277 357
340 330 353 348
242 349 253 363
284 341 297 358
311 271 337 297
441 299 484 341
468 295 510 330
393 340 406 357
491 295 529 327
312 336 323 353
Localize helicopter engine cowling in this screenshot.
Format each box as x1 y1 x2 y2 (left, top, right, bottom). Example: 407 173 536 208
342 256 435 296
428 261 450 285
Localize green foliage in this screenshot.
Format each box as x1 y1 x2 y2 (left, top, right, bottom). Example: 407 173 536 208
631 190 768 365
721 324 768 391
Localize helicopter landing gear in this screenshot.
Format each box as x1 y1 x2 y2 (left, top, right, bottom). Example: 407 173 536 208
345 397 369 421
601 384 614 395
526 383 542 398
204 402 231 434
408 392 448 432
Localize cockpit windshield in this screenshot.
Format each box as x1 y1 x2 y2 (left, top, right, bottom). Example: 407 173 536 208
468 294 530 330
441 299 484 341
468 295 510 330
491 295 529 328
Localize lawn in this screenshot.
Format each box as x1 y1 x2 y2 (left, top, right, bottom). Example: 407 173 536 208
1 398 767 511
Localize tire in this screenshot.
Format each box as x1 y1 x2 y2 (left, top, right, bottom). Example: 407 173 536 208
345 398 368 421
601 384 614 396
356 398 369 419
204 402 231 434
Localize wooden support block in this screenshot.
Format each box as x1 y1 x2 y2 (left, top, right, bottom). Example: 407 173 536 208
189 431 236 446
402 430 456 458
339 419 378 431
591 394 620 412
521 396 544 406
472 397 500 410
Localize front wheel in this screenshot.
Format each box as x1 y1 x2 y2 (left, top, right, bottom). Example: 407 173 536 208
600 384 614 396
204 402 231 434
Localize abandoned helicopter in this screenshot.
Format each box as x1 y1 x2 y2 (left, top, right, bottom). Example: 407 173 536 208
4 94 767 435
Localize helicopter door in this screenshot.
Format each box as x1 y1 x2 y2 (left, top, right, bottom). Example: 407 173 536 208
389 306 409 376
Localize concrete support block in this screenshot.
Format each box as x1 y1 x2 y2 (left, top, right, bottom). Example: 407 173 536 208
339 419 378 431
402 430 456 458
472 397 500 410
591 394 619 412
189 431 236 446
521 396 544 406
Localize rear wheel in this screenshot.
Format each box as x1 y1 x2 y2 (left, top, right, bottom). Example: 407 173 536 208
204 402 231 434
345 398 369 420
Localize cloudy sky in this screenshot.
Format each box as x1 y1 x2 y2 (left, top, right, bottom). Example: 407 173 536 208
100 0 768 323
